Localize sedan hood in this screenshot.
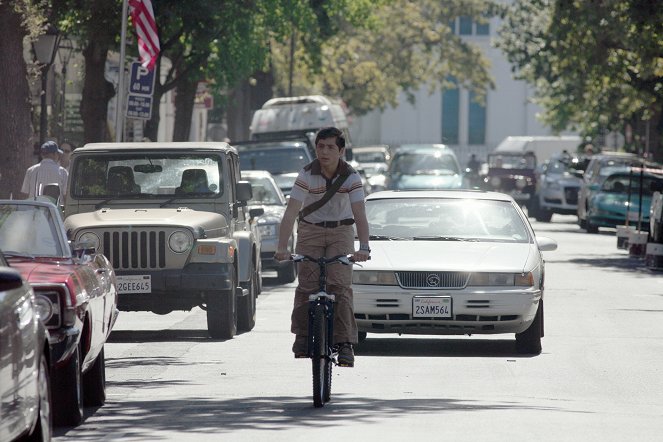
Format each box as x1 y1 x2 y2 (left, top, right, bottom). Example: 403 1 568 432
359 240 534 272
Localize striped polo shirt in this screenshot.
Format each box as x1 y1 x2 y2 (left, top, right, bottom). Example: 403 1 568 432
290 159 365 224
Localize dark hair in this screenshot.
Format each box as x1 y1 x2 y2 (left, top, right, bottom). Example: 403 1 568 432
315 127 345 149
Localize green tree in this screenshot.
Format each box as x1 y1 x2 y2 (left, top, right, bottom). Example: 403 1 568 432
268 0 502 116
497 0 663 158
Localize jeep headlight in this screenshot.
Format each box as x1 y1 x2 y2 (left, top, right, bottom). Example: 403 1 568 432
78 232 100 250
169 231 192 253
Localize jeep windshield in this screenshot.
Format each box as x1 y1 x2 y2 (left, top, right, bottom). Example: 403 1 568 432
70 153 224 199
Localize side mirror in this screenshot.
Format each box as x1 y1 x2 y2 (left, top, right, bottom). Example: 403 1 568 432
651 181 663 192
536 236 558 251
0 268 25 291
249 208 265 220
236 181 253 201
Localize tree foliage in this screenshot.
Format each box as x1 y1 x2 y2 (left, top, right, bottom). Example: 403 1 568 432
270 0 503 116
497 0 663 156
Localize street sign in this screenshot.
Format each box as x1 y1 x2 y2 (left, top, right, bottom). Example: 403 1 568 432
126 94 153 120
129 61 155 95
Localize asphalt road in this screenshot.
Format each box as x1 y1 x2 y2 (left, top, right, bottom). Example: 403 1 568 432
54 215 663 441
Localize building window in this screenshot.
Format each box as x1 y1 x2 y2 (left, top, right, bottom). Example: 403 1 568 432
476 20 490 35
468 91 486 145
459 16 473 35
442 84 460 145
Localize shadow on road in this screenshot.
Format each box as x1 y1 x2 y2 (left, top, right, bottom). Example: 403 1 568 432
355 336 535 358
108 329 215 343
55 394 571 439
546 254 657 275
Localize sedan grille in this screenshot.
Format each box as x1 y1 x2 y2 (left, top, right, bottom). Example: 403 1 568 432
103 230 167 269
564 187 579 205
396 271 469 289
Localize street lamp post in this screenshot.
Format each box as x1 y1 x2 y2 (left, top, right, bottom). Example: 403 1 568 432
57 36 75 143
32 25 60 146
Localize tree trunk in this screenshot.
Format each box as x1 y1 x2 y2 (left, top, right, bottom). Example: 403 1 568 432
0 4 35 198
227 69 274 142
81 41 115 143
172 76 198 141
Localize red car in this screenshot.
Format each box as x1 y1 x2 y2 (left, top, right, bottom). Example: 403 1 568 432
0 200 119 427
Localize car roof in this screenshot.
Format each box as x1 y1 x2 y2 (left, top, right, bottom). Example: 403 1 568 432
366 189 514 202
353 145 390 152
75 142 236 153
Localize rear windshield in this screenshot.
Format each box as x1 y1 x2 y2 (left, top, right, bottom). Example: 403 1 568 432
238 147 310 175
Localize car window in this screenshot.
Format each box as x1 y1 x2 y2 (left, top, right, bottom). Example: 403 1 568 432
239 147 310 175
246 177 283 205
390 152 459 175
355 151 387 163
366 198 529 242
488 154 536 169
0 204 64 256
602 175 663 195
71 153 224 197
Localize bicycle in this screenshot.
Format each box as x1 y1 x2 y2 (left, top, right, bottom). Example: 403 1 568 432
289 253 360 408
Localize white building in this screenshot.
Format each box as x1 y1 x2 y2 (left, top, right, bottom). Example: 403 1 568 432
349 6 577 166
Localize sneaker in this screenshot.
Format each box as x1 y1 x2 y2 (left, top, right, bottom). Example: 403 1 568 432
337 343 354 367
292 335 308 358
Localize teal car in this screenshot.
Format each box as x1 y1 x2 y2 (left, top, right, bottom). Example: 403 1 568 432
585 169 663 233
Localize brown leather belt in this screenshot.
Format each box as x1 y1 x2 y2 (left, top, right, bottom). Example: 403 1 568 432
300 218 355 228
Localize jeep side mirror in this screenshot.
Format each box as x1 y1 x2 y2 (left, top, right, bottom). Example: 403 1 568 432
236 181 253 201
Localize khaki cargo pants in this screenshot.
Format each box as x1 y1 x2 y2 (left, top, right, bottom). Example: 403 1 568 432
291 222 358 344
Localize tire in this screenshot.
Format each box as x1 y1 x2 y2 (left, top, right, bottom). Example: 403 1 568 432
238 269 257 332
25 352 52 442
585 219 599 234
516 300 543 355
277 260 297 284
207 269 237 339
535 209 553 222
311 303 326 408
358 331 367 343
53 342 84 427
83 346 106 406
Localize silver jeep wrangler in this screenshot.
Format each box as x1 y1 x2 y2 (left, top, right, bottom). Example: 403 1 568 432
63 142 263 339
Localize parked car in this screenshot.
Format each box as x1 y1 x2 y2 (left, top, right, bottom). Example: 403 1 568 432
236 139 315 195
0 254 52 441
584 168 663 233
351 145 391 178
243 170 297 284
352 190 557 354
0 199 119 427
576 152 643 229
376 144 463 191
531 153 586 222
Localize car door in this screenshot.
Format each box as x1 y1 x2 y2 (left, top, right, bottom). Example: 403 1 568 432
0 269 34 440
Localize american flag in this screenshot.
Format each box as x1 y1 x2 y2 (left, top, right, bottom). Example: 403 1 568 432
129 0 160 70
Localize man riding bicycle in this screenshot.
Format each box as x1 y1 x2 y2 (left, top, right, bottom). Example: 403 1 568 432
274 127 370 367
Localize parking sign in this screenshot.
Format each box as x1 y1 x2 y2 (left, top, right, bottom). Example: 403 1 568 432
129 61 155 95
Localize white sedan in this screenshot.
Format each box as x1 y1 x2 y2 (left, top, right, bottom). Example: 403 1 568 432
352 190 557 354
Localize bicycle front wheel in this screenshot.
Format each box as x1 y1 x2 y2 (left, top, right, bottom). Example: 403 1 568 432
311 303 327 408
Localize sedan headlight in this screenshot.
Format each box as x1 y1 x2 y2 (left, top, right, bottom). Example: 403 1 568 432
467 272 534 287
34 291 62 328
169 231 192 253
352 270 398 285
78 232 100 250
34 295 54 323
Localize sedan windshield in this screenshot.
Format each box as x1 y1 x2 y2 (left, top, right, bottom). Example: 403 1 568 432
0 204 64 257
390 152 459 175
246 176 284 205
365 198 530 242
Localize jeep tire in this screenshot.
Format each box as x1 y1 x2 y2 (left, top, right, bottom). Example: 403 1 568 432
207 288 237 339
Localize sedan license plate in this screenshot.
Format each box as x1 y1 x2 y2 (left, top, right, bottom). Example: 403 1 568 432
412 296 452 318
117 275 151 294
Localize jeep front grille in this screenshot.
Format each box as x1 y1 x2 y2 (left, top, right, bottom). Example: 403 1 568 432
103 231 167 269
396 271 469 289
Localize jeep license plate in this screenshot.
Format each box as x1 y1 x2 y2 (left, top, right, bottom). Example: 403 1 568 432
412 296 452 318
117 275 152 294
